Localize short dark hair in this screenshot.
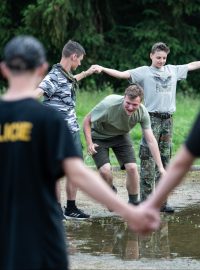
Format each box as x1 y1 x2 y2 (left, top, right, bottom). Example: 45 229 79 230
125 84 144 101
3 35 46 73
62 40 86 58
151 42 170 54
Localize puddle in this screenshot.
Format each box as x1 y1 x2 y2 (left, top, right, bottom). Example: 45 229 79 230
65 204 200 261
60 172 200 269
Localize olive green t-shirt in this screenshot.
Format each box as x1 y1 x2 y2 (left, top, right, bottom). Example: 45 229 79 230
90 94 150 139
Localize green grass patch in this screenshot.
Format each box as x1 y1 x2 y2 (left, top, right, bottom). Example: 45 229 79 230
77 90 200 166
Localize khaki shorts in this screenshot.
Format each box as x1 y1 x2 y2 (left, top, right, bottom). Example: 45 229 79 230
92 134 136 169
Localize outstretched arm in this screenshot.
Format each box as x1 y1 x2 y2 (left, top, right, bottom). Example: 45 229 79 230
63 157 160 234
187 61 200 71
92 65 131 79
143 128 165 174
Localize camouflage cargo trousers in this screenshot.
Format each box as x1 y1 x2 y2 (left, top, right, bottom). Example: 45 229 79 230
140 115 173 201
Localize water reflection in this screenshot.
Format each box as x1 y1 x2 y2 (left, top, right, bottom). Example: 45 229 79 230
65 204 200 260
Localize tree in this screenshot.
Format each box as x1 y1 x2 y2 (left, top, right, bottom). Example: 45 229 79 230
1 0 200 93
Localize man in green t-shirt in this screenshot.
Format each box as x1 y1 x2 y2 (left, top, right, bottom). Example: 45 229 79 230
83 84 165 205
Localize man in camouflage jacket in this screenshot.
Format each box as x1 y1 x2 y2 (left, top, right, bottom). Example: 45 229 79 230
36 40 96 219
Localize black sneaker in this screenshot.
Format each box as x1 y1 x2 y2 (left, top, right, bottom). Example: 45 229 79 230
160 204 175 213
64 207 90 220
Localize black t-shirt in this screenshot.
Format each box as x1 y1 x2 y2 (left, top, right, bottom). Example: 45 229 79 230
0 98 80 270
185 112 200 157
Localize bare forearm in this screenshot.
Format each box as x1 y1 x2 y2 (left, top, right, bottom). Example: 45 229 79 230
74 71 88 81
143 129 164 172
148 140 164 172
147 146 195 209
187 61 200 71
101 67 130 79
84 130 93 146
83 116 93 145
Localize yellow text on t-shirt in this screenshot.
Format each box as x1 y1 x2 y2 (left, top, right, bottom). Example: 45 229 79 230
0 122 33 142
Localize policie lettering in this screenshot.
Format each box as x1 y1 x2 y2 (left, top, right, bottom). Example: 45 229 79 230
0 122 33 142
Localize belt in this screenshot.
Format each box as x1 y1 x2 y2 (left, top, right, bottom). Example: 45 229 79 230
149 112 173 119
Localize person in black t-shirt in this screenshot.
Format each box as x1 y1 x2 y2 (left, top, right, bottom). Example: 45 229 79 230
136 112 200 234
0 35 160 270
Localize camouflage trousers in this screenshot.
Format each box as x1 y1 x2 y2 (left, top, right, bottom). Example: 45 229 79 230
140 115 173 201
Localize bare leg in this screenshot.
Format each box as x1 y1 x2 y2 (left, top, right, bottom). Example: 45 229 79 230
64 179 90 218
125 163 139 194
99 163 113 187
125 163 140 204
66 180 78 200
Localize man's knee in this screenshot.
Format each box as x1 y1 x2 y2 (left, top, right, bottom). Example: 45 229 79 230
125 163 138 175
99 163 112 179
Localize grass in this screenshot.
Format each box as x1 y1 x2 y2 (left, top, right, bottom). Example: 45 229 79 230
77 90 200 166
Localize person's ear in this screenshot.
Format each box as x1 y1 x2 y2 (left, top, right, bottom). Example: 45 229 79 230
0 62 10 79
71 53 78 61
37 62 49 77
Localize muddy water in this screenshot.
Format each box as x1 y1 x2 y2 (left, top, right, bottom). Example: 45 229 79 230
60 171 200 269
65 205 200 269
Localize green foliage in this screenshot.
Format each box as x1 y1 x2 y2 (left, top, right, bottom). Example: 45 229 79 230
21 0 75 52
1 0 200 93
0 1 13 50
20 0 104 64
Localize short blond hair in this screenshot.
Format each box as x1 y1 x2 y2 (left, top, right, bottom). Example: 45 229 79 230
62 40 85 57
151 42 170 54
125 84 144 101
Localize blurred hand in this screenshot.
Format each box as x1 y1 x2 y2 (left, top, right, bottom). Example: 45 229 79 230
126 203 161 235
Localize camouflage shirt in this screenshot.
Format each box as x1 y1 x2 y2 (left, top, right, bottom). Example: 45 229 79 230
38 64 79 133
